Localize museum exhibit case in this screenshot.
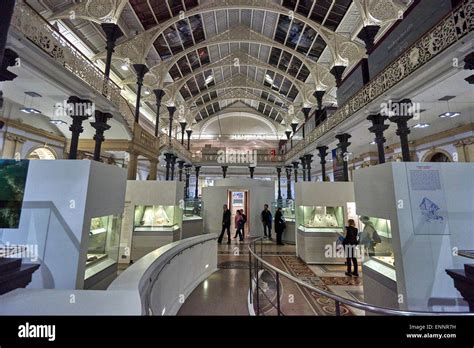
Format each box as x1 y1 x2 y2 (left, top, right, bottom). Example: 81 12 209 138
121 181 185 263
354 162 474 312
0 160 127 290
182 198 203 239
85 215 122 282
295 182 359 264
272 199 296 243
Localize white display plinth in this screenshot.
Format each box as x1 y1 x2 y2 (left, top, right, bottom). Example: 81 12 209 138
0 160 127 290
354 162 474 312
120 181 184 263
182 217 204 239
295 182 358 264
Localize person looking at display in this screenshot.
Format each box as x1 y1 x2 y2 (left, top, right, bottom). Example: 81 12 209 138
233 210 244 241
218 204 231 244
274 207 286 245
261 204 273 239
343 219 359 277
359 216 380 257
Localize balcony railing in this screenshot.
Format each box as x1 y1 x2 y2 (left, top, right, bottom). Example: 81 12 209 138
11 1 122 108
285 0 474 161
193 152 285 166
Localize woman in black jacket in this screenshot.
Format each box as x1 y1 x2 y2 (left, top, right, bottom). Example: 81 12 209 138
274 207 286 245
343 219 359 277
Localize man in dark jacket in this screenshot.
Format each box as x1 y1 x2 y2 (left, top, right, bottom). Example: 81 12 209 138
274 207 285 245
218 204 231 244
343 219 359 277
261 204 272 239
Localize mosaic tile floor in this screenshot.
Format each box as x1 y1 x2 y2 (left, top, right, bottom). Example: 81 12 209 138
179 239 365 316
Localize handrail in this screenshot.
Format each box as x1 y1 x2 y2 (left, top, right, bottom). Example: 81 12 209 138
11 1 122 107
109 233 218 315
248 237 474 316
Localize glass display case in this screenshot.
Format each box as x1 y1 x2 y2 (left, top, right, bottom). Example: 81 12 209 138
86 215 121 273
183 198 202 220
271 199 295 222
297 205 344 232
133 205 180 231
360 216 395 270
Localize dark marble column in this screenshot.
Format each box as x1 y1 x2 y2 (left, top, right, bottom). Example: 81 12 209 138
300 156 307 182
276 167 282 200
184 164 192 198
90 111 113 162
100 23 123 80
304 154 313 181
330 65 346 87
177 160 185 182
357 25 381 54
222 165 228 178
292 162 299 183
194 166 201 198
153 89 165 137
180 121 187 145
388 99 414 162
367 114 390 164
170 155 177 180
314 90 325 111
67 96 92 159
0 48 18 83
167 106 176 144
464 52 474 84
132 64 149 124
317 146 329 181
335 134 352 182
285 166 293 200
249 166 255 179
186 129 193 151
164 153 173 181
0 1 16 69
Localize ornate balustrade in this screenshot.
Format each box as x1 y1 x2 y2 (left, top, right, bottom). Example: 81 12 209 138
193 152 285 166
285 0 474 162
11 1 122 108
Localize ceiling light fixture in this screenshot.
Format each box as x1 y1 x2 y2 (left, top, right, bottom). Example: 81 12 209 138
20 107 42 114
413 123 430 129
439 111 460 118
49 119 67 126
370 141 376 145
121 62 129 71
265 74 274 84
205 75 214 85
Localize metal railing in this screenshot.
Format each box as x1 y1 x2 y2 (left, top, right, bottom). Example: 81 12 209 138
284 0 474 162
11 1 122 108
248 237 474 316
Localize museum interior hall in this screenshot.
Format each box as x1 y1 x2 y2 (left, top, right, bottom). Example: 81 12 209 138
0 0 474 319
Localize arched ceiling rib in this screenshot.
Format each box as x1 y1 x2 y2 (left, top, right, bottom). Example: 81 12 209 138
46 0 412 129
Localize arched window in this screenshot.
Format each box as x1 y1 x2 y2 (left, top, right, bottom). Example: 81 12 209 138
26 147 57 160
429 152 451 163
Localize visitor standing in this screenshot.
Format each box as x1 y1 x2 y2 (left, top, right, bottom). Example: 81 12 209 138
274 207 286 245
218 204 231 244
261 204 272 239
343 219 359 277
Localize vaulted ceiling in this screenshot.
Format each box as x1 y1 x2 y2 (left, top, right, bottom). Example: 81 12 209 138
31 0 409 134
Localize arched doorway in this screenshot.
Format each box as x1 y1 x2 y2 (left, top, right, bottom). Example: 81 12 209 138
423 150 452 163
26 147 57 160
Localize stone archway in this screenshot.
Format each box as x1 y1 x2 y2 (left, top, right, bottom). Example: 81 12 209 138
25 146 58 160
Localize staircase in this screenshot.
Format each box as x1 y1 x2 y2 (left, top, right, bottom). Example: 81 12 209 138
0 257 40 295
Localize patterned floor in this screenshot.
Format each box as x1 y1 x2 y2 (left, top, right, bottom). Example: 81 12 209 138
213 238 365 316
